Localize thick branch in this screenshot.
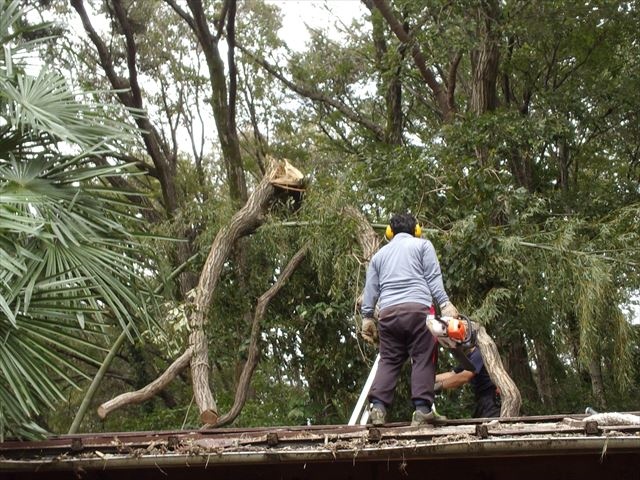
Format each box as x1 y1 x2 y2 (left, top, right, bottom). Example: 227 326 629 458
344 207 520 416
343 206 380 322
475 325 522 417
97 347 193 419
111 0 144 109
189 159 304 424
95 160 303 423
215 244 309 427
343 206 380 262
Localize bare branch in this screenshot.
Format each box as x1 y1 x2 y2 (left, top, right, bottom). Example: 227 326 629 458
239 45 386 141
475 325 522 417
215 244 309 427
370 0 452 120
97 347 193 419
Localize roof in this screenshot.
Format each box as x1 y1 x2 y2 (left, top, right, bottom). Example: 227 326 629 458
1 412 640 479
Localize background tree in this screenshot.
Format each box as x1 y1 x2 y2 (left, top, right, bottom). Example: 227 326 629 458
24 0 640 432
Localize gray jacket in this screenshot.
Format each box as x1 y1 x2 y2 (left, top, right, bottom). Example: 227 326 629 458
361 232 449 318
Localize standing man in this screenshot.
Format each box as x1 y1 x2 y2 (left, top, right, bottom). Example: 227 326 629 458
435 347 501 418
360 212 459 426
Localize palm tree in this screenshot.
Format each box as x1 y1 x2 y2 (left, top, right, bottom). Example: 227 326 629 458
0 0 154 439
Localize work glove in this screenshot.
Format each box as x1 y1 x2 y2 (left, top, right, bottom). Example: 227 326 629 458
361 317 378 345
440 301 459 318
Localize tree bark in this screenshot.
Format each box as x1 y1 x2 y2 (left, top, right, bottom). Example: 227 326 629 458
504 331 539 404
343 206 381 262
343 206 381 317
530 327 566 409
470 0 500 116
97 347 193 419
475 325 522 417
532 338 555 409
470 0 500 166
189 169 274 423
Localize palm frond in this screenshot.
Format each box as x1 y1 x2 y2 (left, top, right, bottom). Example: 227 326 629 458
0 0 158 438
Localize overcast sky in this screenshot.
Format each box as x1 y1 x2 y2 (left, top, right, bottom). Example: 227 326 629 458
266 0 367 50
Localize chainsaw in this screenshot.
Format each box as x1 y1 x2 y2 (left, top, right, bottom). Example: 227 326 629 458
426 313 477 372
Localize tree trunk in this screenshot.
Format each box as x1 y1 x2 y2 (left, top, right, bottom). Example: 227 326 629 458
364 1 404 145
470 0 500 116
183 0 248 205
588 357 607 410
470 0 500 166
503 331 539 405
531 337 556 409
508 149 536 192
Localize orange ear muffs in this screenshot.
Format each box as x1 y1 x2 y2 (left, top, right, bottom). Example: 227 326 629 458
414 224 422 237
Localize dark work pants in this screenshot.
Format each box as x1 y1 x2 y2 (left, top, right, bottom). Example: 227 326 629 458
369 303 437 408
474 392 501 418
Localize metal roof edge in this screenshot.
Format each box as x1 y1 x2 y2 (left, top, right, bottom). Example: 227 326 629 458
2 434 639 473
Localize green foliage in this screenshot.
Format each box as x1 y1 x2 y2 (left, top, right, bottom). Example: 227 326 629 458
29 0 640 432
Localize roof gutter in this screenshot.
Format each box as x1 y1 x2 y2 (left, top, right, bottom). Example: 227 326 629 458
2 435 639 472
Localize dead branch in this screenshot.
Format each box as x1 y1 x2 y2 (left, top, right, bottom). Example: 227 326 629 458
214 244 309 427
342 206 381 356
343 206 381 262
343 207 520 416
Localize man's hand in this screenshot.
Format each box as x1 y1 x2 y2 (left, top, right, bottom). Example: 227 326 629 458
440 301 459 318
434 381 443 393
361 317 378 345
